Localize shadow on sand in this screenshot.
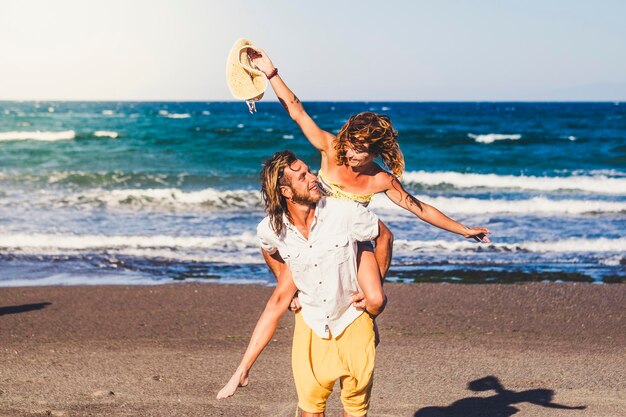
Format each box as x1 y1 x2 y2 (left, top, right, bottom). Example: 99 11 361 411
0 302 52 316
414 376 586 417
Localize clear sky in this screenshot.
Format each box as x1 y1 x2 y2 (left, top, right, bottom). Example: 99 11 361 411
1 0 625 101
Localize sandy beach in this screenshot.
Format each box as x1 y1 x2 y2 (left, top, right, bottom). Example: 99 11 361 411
1 282 624 417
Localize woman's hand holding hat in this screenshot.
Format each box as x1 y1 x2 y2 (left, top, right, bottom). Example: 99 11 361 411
248 48 276 78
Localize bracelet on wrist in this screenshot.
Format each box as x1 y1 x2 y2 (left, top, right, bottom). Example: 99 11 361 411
266 67 278 80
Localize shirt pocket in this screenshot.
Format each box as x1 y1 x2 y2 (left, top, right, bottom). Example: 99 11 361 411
322 235 359 305
283 248 307 274
321 235 352 264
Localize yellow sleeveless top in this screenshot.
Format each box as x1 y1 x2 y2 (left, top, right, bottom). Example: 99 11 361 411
317 170 374 207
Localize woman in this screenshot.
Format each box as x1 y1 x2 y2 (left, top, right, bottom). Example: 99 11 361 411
250 47 491 290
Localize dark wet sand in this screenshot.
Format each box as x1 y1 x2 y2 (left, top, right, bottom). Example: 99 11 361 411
1 283 625 417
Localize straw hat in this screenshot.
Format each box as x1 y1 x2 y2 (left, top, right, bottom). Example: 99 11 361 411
225 38 267 102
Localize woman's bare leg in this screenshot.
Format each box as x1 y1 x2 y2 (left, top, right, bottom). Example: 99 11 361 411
356 249 382 287
356 248 382 345
355 220 392 347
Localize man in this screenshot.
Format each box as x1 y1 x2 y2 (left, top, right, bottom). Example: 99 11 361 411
217 150 386 417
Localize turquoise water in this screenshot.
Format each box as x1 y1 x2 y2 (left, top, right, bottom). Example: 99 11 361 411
0 101 625 285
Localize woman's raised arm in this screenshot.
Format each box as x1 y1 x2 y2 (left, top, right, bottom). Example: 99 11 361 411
249 48 335 154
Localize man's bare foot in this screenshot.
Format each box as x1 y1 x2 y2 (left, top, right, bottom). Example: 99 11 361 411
216 368 249 399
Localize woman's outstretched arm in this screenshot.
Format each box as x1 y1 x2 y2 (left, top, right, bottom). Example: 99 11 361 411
249 48 335 154
383 174 491 242
216 263 298 399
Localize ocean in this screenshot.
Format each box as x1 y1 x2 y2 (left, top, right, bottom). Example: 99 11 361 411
0 101 624 286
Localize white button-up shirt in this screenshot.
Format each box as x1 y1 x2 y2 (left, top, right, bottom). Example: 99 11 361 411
257 197 379 339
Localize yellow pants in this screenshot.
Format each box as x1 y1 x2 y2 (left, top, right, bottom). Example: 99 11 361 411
292 311 376 416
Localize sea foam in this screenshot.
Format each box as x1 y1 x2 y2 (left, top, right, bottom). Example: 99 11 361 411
401 171 626 194
468 133 521 144
0 130 76 142
0 273 169 287
93 131 119 139
24 186 626 214
2 233 623 255
369 195 626 215
62 188 261 210
159 110 191 119
393 237 626 253
0 232 259 251
0 273 272 287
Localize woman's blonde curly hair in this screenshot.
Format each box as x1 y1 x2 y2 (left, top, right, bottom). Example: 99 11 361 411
334 112 404 177
259 150 298 236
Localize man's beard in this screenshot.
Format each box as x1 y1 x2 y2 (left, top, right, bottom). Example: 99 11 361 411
291 186 321 205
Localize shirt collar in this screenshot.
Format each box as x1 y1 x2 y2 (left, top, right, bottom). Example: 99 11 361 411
282 199 324 236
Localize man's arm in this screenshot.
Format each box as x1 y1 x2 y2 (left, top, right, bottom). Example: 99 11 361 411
217 267 298 399
262 249 285 280
261 249 301 312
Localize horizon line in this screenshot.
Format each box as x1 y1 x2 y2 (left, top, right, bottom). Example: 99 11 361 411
1 99 624 104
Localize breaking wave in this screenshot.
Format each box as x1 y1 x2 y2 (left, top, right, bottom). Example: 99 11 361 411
159 110 191 119
0 130 76 142
468 133 522 144
3 183 624 214
402 171 626 194
61 188 261 210
0 232 259 252
93 131 119 139
369 195 626 215
393 237 626 253
2 233 623 256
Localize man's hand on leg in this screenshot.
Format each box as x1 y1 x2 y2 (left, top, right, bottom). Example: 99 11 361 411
289 291 301 312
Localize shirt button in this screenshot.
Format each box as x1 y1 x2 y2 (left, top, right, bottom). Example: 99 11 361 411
323 299 326 302
309 245 312 248
314 264 317 267
318 281 322 285
326 315 329 319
